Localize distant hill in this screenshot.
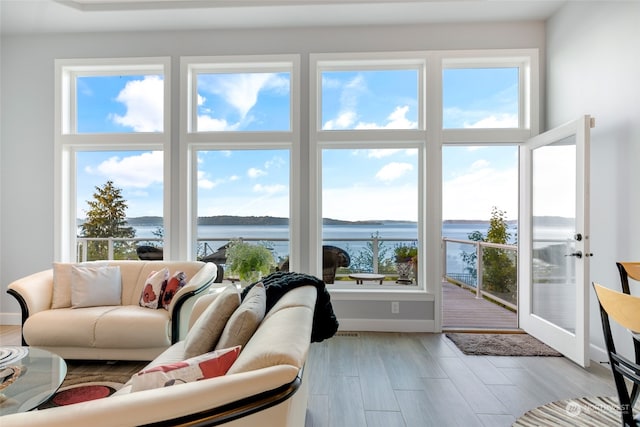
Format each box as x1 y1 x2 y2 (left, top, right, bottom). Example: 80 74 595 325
123 215 385 226
107 216 569 227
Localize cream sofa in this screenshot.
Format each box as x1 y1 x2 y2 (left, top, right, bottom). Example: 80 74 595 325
7 260 219 361
0 284 318 427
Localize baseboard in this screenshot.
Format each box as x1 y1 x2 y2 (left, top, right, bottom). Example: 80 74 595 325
589 342 608 364
337 319 435 332
0 313 21 325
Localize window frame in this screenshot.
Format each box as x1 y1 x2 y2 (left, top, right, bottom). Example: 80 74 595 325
180 55 301 265
441 50 539 143
54 57 171 262
310 49 538 299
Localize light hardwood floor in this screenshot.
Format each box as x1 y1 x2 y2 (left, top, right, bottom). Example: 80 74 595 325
1 326 617 426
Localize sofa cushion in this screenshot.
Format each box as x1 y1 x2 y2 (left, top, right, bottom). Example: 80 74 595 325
94 306 172 349
183 285 240 358
227 286 316 375
23 306 120 347
215 282 266 351
130 346 241 392
161 271 187 309
71 265 122 309
139 268 169 309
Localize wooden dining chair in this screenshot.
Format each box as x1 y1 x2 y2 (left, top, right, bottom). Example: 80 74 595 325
617 262 640 295
593 282 640 426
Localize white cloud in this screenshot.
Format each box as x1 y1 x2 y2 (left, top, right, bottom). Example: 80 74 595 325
197 115 240 131
248 167 266 178
323 184 417 221
264 156 286 169
323 111 356 130
376 162 413 182
443 162 518 220
465 113 518 128
253 183 286 194
85 151 162 189
200 73 288 119
111 76 163 132
356 105 417 129
326 105 417 130
197 170 217 190
367 149 402 159
470 159 490 170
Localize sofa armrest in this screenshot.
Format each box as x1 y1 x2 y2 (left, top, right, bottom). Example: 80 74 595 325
168 262 219 343
0 365 301 427
7 269 54 321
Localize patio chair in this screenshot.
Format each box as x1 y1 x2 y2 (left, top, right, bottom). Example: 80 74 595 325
277 245 350 284
136 245 164 260
617 262 640 294
593 282 640 427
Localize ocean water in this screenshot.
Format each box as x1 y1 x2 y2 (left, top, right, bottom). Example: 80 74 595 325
133 221 502 272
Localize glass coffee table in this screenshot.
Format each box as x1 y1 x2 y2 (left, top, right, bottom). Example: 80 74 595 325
0 346 67 415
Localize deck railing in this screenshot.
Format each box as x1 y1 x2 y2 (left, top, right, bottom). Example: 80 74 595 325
76 235 518 303
442 238 518 311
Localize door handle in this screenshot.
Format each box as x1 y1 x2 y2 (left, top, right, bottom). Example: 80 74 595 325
565 251 583 259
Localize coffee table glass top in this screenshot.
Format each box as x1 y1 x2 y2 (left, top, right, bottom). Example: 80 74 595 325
0 346 67 415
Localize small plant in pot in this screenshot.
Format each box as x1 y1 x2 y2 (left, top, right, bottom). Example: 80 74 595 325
225 240 275 286
394 244 418 284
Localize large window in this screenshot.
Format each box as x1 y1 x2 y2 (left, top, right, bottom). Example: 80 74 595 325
182 55 299 271
196 149 291 268
55 50 537 295
55 57 170 261
312 54 425 287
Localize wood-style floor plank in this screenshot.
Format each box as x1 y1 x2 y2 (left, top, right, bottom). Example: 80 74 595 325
1 326 618 426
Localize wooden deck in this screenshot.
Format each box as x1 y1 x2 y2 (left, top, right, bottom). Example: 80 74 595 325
442 280 518 330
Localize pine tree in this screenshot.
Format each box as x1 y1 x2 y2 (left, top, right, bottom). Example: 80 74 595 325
80 180 136 260
482 206 516 294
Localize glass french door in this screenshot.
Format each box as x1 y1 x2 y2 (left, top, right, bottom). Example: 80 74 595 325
518 115 593 367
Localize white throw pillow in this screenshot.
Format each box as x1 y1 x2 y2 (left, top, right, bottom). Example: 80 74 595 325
52 261 107 309
71 265 122 308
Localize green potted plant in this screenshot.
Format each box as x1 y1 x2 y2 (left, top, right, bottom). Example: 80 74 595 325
225 240 275 285
394 244 418 284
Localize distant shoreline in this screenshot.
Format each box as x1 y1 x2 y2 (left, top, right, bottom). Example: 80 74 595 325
78 215 567 227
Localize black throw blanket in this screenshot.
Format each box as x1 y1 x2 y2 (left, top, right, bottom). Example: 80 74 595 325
241 271 339 342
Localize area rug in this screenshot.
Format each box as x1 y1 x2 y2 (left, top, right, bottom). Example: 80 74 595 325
445 333 562 356
37 360 146 409
514 396 636 426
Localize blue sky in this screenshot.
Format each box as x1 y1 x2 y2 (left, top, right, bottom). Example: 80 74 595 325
75 68 519 222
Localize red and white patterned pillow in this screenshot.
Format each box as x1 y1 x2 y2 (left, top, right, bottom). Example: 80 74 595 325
130 346 241 392
161 271 187 310
139 268 169 309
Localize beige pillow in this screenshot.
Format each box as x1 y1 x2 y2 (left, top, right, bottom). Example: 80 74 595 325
52 261 107 309
52 262 74 309
183 285 240 358
71 265 122 308
216 282 266 351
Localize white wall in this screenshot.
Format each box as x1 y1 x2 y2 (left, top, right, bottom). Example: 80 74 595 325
546 1 640 360
0 21 546 325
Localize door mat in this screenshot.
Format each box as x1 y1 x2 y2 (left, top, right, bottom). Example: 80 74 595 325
445 333 562 356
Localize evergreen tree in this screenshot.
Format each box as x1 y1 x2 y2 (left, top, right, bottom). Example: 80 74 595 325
462 207 516 294
482 207 516 294
80 180 136 260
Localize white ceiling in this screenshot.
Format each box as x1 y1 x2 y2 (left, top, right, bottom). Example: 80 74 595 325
0 0 566 35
